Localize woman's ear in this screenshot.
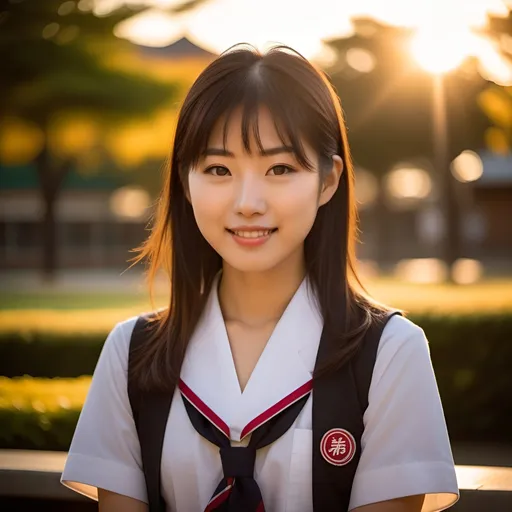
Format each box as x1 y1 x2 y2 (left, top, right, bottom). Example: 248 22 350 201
318 155 344 207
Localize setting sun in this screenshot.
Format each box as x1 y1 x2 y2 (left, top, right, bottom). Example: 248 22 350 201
108 0 512 83
406 0 510 77
410 28 477 74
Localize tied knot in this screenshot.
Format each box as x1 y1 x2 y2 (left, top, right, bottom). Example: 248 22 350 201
220 446 256 478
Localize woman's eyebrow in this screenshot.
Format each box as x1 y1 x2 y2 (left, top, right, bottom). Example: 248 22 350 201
203 146 294 157
203 148 234 157
260 146 294 156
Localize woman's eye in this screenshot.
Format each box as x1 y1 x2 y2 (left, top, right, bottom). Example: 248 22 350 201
205 166 230 176
268 165 294 176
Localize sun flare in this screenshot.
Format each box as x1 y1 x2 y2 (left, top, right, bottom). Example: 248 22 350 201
109 0 512 84
410 28 477 74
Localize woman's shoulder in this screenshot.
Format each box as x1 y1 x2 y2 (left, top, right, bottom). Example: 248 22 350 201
112 314 140 334
101 310 163 364
106 314 139 346
376 312 430 364
367 312 439 413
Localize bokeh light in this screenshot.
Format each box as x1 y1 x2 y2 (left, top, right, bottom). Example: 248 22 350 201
395 258 448 284
42 23 60 39
77 0 94 12
109 186 151 220
451 150 484 183
0 118 44 165
386 166 433 201
354 168 379 209
346 48 376 73
58 1 76 16
485 127 510 154
452 258 483 284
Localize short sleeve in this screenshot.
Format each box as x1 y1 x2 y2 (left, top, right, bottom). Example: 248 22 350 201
348 315 460 512
60 315 148 504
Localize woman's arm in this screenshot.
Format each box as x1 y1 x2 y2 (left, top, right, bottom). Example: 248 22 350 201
61 320 150 504
98 488 149 512
347 317 459 511
352 494 425 511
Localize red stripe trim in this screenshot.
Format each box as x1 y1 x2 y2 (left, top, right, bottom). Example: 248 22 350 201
240 380 313 440
179 379 230 438
204 478 235 511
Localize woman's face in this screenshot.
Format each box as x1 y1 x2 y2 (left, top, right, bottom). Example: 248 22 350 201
188 105 342 274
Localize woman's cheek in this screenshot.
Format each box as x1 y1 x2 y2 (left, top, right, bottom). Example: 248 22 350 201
189 180 226 222
278 182 319 230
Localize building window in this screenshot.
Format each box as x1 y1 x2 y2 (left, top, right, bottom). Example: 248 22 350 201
61 223 91 248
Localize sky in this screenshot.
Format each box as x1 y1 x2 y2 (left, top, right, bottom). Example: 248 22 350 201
94 0 512 83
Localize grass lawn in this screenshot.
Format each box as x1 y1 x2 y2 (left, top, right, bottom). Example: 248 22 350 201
0 278 511 332
0 291 158 311
364 278 512 314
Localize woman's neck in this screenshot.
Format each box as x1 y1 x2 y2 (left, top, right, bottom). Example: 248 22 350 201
218 249 306 328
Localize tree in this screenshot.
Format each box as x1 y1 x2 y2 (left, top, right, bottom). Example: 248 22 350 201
325 18 491 272
0 0 178 279
477 10 512 153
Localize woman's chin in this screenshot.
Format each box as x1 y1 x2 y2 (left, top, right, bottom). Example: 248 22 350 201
220 254 283 275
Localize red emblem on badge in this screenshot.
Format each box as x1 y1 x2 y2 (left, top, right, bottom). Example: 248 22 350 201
320 428 356 466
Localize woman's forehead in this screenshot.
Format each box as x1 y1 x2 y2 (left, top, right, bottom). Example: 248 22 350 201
207 105 289 152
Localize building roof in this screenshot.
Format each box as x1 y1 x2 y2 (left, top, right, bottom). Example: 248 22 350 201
137 36 217 60
478 151 512 186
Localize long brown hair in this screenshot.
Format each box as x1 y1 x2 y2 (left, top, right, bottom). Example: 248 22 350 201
128 44 389 392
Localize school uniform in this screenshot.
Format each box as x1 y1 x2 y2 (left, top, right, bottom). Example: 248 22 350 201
61 273 459 511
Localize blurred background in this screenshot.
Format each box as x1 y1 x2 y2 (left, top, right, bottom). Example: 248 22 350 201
0 0 511 510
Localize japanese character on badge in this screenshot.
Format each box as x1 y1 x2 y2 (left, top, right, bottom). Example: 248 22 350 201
320 428 356 466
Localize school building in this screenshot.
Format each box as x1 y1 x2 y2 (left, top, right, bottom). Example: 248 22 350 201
1 150 510 271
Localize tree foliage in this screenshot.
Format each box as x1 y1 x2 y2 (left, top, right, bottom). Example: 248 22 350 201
478 10 512 153
0 0 175 124
325 18 491 175
0 0 178 277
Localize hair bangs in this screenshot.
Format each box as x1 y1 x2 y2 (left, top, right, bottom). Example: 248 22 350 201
217 92 317 173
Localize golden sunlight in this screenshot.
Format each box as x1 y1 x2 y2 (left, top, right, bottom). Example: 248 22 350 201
104 0 512 83
407 0 509 77
410 28 477 74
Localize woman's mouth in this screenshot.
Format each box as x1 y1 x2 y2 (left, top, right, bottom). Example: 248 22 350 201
226 228 278 246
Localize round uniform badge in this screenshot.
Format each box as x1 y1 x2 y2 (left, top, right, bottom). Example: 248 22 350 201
320 428 356 466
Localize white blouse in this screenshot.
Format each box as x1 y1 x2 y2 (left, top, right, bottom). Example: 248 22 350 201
61 275 460 511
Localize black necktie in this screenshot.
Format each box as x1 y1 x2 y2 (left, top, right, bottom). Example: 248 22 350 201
180 383 311 512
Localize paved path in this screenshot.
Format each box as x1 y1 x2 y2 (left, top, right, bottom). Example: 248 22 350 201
1 269 153 293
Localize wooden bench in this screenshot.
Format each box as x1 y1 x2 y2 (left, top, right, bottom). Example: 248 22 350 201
1 450 511 510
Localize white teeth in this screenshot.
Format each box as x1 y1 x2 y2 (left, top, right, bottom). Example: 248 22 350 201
232 230 273 238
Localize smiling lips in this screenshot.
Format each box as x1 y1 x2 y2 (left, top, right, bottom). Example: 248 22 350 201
226 227 278 246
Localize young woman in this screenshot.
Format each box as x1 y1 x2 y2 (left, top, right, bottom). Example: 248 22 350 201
61 44 459 512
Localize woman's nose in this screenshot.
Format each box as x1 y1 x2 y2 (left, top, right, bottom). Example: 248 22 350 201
234 176 267 217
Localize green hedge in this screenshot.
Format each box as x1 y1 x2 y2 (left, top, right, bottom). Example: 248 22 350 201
0 376 87 451
0 313 511 448
420 313 512 443
0 330 104 378
1 312 512 380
